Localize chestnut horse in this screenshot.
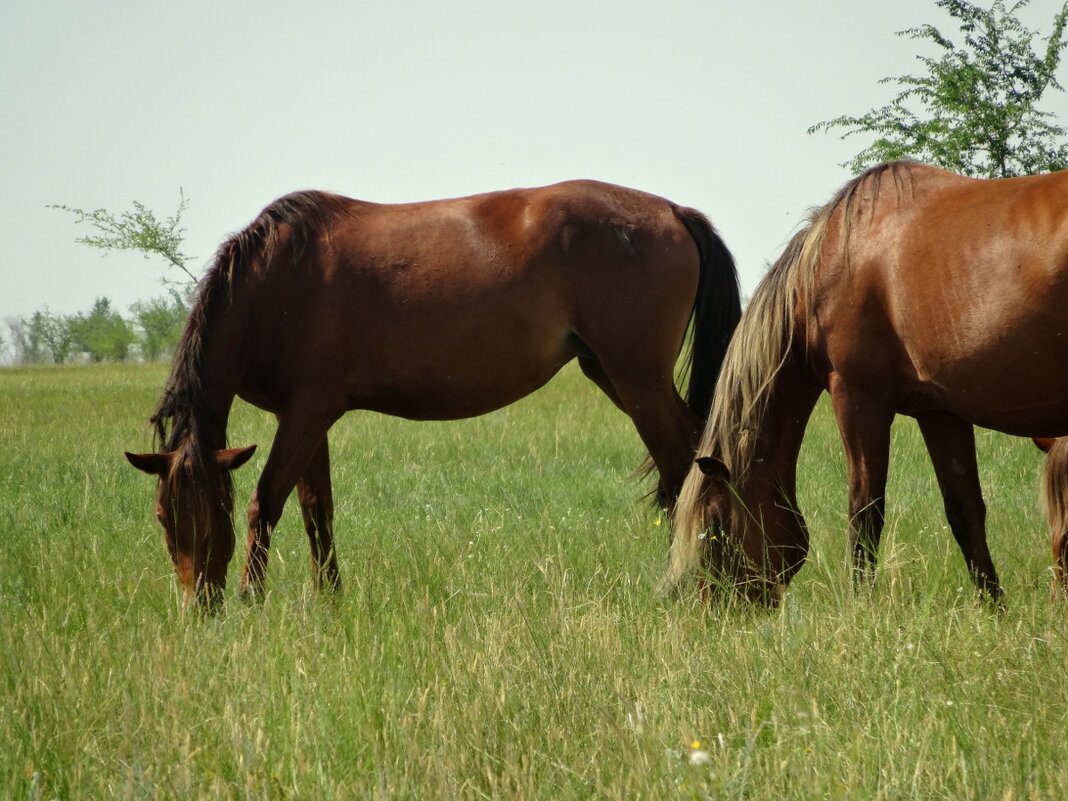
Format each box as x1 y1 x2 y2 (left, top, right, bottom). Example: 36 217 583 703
665 162 1068 604
125 180 740 608
1034 437 1068 594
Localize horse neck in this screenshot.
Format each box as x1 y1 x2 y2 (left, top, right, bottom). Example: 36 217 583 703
164 245 255 457
734 355 822 581
179 309 245 454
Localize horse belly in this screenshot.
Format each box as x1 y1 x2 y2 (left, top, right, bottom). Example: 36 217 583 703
907 332 1068 436
342 315 575 421
354 361 572 421
887 243 1068 434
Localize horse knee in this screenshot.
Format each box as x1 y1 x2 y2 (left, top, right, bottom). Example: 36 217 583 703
942 490 986 539
246 488 283 542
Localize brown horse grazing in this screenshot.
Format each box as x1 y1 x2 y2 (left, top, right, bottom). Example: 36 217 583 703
1034 437 1068 595
664 162 1068 605
125 180 741 609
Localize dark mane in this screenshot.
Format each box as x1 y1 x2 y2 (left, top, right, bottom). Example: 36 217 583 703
150 191 351 464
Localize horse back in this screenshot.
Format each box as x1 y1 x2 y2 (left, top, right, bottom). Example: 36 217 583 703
811 165 1068 433
335 179 691 268
225 181 702 419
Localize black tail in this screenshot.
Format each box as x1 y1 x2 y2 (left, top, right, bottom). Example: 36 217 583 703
672 205 741 422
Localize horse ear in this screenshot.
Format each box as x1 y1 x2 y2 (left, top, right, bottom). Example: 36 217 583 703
125 451 172 476
1033 437 1056 454
216 445 257 471
695 455 730 483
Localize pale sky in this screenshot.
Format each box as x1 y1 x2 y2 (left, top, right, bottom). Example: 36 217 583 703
3 0 1067 341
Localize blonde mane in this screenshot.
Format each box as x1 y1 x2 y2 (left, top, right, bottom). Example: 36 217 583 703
1041 439 1068 570
664 162 916 590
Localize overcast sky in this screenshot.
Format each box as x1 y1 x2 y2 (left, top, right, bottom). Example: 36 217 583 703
3 0 1067 337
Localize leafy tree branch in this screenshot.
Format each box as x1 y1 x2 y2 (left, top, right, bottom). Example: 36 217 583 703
50 191 198 284
810 0 1068 178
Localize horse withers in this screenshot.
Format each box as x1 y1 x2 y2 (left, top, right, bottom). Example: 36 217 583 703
665 162 1068 605
126 180 741 609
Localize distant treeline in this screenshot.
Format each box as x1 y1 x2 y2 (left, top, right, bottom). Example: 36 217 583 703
3 291 188 365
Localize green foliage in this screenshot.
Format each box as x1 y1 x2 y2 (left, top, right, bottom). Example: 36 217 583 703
50 191 198 284
33 191 195 363
69 297 137 362
1 363 1065 799
6 312 68 365
811 0 1068 177
5 293 189 365
25 309 76 364
8 317 45 364
130 290 190 361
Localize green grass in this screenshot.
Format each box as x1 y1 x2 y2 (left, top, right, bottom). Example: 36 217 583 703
1 363 1065 799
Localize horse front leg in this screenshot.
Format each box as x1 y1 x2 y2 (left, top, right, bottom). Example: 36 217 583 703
241 411 335 601
916 412 1002 603
296 435 341 593
829 382 893 593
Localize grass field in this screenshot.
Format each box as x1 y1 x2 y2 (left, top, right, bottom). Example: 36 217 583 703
1 362 1065 799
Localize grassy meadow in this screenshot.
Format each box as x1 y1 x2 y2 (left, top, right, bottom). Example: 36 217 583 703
1 362 1066 799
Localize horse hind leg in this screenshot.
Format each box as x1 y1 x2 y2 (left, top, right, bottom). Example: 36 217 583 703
916 412 1002 603
581 355 700 512
577 354 626 412
296 435 341 593
627 389 698 513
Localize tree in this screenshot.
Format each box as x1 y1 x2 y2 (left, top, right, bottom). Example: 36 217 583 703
25 309 76 364
810 0 1068 177
46 191 196 360
130 290 189 361
4 318 33 365
50 191 198 285
70 298 137 362
6 316 46 365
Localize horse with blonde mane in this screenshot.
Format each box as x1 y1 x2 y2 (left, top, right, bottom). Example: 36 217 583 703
1034 437 1068 595
665 162 1068 604
125 180 740 609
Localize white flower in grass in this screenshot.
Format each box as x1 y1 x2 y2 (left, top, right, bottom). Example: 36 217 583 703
688 740 712 765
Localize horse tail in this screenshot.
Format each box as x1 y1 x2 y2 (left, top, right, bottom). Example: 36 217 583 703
670 205 741 423
151 191 348 456
1039 437 1068 591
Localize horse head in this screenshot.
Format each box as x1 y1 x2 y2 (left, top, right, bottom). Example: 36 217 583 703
690 455 797 604
125 445 256 611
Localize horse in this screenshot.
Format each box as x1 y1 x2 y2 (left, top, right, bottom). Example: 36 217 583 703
664 162 1068 605
1034 437 1068 595
124 180 741 609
